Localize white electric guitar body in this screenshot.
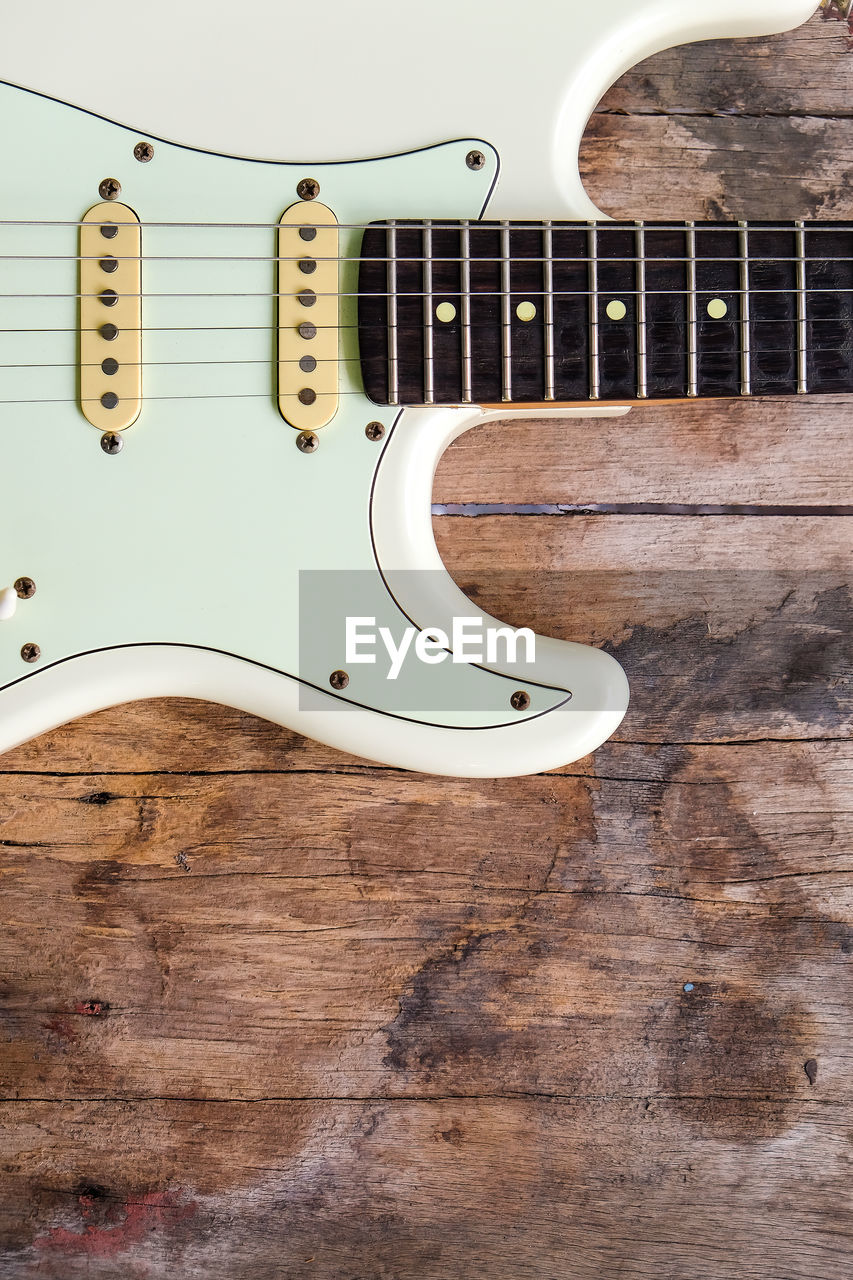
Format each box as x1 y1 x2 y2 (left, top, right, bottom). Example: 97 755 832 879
0 0 822 776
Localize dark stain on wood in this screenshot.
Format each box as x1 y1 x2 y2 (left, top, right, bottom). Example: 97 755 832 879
653 982 811 1140
607 580 853 735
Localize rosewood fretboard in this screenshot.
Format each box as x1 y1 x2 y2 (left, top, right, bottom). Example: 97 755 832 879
357 220 853 405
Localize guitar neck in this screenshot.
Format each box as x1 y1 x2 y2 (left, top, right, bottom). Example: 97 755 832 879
357 219 853 407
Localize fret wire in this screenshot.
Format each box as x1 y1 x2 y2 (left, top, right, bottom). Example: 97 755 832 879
739 221 751 396
635 221 648 400
543 221 555 400
501 221 512 402
796 220 809 395
386 220 399 405
686 221 698 398
460 220 473 403
423 220 434 404
588 223 600 400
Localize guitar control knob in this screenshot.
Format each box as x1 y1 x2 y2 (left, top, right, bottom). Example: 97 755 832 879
0 587 17 621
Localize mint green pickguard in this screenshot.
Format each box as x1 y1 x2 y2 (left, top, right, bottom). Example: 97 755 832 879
0 82 570 728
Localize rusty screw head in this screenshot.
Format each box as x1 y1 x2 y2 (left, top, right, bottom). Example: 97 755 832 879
21 642 40 664
365 421 385 442
98 177 121 200
133 141 154 162
296 431 319 454
101 431 123 455
466 150 486 171
510 690 531 712
14 577 35 599
329 669 349 691
297 177 320 201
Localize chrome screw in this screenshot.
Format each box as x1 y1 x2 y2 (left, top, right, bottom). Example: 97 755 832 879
133 141 154 162
14 577 35 599
329 670 349 690
466 150 486 171
365 421 385 441
21 642 40 664
510 690 531 711
101 432 123 455
297 177 320 201
98 177 121 200
296 431 319 453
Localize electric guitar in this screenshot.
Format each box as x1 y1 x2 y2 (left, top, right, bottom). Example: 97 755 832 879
0 0 840 776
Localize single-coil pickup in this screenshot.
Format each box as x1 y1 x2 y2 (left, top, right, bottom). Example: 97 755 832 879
79 201 142 432
277 201 338 430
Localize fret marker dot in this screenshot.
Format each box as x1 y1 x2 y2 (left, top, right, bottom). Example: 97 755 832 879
516 301 536 322
707 298 728 319
606 300 627 321
436 302 456 323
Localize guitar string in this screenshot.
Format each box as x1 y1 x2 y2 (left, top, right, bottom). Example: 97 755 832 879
2 373 847 407
3 286 853 299
5 253 853 265
5 254 853 270
0 324 844 370
0 334 839 370
3 219 853 232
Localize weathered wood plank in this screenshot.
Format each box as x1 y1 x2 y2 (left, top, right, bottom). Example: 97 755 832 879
593 11 853 119
434 398 853 505
0 1096 849 1279
1 746 851 1100
582 112 853 222
0 741 850 1274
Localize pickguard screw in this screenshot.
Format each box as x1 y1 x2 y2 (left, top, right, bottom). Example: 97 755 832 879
101 432 123 455
297 177 320 201
466 150 486 171
14 577 35 599
510 690 531 711
329 669 349 690
365 421 385 441
133 141 154 162
21 642 40 664
98 177 121 200
296 430 318 453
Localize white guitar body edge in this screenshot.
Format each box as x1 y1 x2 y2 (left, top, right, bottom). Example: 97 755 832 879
0 0 819 776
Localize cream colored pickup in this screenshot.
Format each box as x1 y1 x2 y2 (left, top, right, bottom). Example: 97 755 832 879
277 201 338 430
79 202 142 432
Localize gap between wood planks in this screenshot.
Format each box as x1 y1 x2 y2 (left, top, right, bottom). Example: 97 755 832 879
433 504 853 516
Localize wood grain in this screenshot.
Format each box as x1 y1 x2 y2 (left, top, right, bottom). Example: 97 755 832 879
2 10 852 1278
435 395 853 505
